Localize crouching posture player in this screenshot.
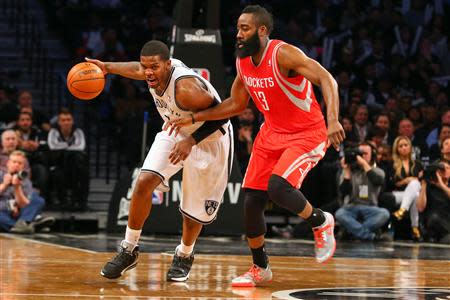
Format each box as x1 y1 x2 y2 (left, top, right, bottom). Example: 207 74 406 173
87 40 233 282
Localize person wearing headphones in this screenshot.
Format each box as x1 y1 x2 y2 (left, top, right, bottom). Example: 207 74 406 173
335 142 390 241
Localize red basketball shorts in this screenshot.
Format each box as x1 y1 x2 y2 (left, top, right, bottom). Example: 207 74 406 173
242 124 328 190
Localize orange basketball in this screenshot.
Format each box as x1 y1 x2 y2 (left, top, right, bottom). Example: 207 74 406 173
67 62 105 100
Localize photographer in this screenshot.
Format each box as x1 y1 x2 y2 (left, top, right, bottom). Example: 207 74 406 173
335 142 390 241
417 160 450 243
0 151 52 234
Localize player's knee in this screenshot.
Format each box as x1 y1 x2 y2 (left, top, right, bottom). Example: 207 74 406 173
244 190 268 214
134 172 159 197
267 174 290 203
267 174 308 214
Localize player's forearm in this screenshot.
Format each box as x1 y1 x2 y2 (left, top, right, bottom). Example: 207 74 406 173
104 62 145 80
321 75 340 122
193 97 245 121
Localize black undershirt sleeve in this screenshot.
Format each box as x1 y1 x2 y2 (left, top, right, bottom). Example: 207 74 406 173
191 99 228 144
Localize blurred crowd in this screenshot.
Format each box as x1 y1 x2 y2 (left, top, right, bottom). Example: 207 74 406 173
1 0 449 241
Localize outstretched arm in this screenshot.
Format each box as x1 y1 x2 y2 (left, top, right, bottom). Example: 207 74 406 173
277 44 345 150
85 58 146 80
164 75 250 132
166 77 229 164
194 75 250 121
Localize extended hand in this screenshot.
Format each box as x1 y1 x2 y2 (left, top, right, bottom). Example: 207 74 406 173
327 120 345 151
85 57 107 75
163 115 194 137
168 137 196 165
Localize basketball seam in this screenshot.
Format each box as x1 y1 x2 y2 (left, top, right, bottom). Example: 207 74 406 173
67 63 97 83
70 77 105 93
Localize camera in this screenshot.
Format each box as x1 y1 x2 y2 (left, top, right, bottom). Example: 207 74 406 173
422 162 445 183
12 170 28 180
344 147 364 166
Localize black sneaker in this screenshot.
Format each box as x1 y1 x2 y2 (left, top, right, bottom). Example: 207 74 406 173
100 241 139 279
166 247 194 282
31 216 55 233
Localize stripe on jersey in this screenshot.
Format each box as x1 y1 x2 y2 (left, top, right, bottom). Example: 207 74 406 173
281 141 326 179
271 42 313 112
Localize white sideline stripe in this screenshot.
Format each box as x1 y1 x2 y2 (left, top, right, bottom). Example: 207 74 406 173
0 233 98 254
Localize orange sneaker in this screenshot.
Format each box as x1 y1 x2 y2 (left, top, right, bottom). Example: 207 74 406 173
231 264 272 287
312 212 336 263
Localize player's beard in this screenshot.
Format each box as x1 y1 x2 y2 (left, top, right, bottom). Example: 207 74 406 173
235 31 261 58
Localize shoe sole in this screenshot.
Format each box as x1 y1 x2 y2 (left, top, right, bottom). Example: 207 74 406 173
100 261 138 279
167 272 190 282
316 213 336 264
33 219 55 232
231 279 272 287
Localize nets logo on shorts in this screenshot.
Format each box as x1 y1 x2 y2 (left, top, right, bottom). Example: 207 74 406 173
205 200 219 216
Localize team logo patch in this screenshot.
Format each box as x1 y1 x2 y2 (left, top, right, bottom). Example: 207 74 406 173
205 200 219 216
272 287 450 299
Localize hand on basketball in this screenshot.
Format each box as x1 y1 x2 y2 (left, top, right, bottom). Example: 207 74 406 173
84 57 107 75
163 116 194 137
327 120 345 151
169 137 196 164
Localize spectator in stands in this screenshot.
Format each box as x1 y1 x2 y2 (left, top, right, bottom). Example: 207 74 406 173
397 118 428 160
367 126 387 148
335 142 390 241
0 130 27 169
427 109 450 148
14 112 49 200
429 124 450 162
440 137 450 163
0 151 53 234
352 105 371 143
417 160 450 244
16 90 51 132
390 136 423 241
48 109 89 211
374 113 395 145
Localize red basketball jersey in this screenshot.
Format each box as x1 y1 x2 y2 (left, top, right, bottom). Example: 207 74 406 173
236 40 325 133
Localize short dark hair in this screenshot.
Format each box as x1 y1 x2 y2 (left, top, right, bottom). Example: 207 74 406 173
140 40 170 60
18 111 32 120
58 107 73 116
438 123 450 135
241 5 273 35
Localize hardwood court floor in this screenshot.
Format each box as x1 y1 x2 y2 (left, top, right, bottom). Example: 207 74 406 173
1 233 450 299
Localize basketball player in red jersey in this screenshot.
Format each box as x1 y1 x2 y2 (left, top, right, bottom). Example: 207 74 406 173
166 5 345 286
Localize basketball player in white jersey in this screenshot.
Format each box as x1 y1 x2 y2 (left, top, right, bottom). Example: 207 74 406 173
86 40 233 282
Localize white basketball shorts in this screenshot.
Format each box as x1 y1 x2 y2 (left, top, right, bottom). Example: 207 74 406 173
141 124 233 224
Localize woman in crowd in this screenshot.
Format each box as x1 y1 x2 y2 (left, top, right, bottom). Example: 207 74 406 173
390 136 423 241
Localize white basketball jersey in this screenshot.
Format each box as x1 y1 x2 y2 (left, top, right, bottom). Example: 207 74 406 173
149 58 223 139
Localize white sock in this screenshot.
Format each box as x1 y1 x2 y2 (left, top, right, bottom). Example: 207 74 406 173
178 240 195 257
124 226 142 249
